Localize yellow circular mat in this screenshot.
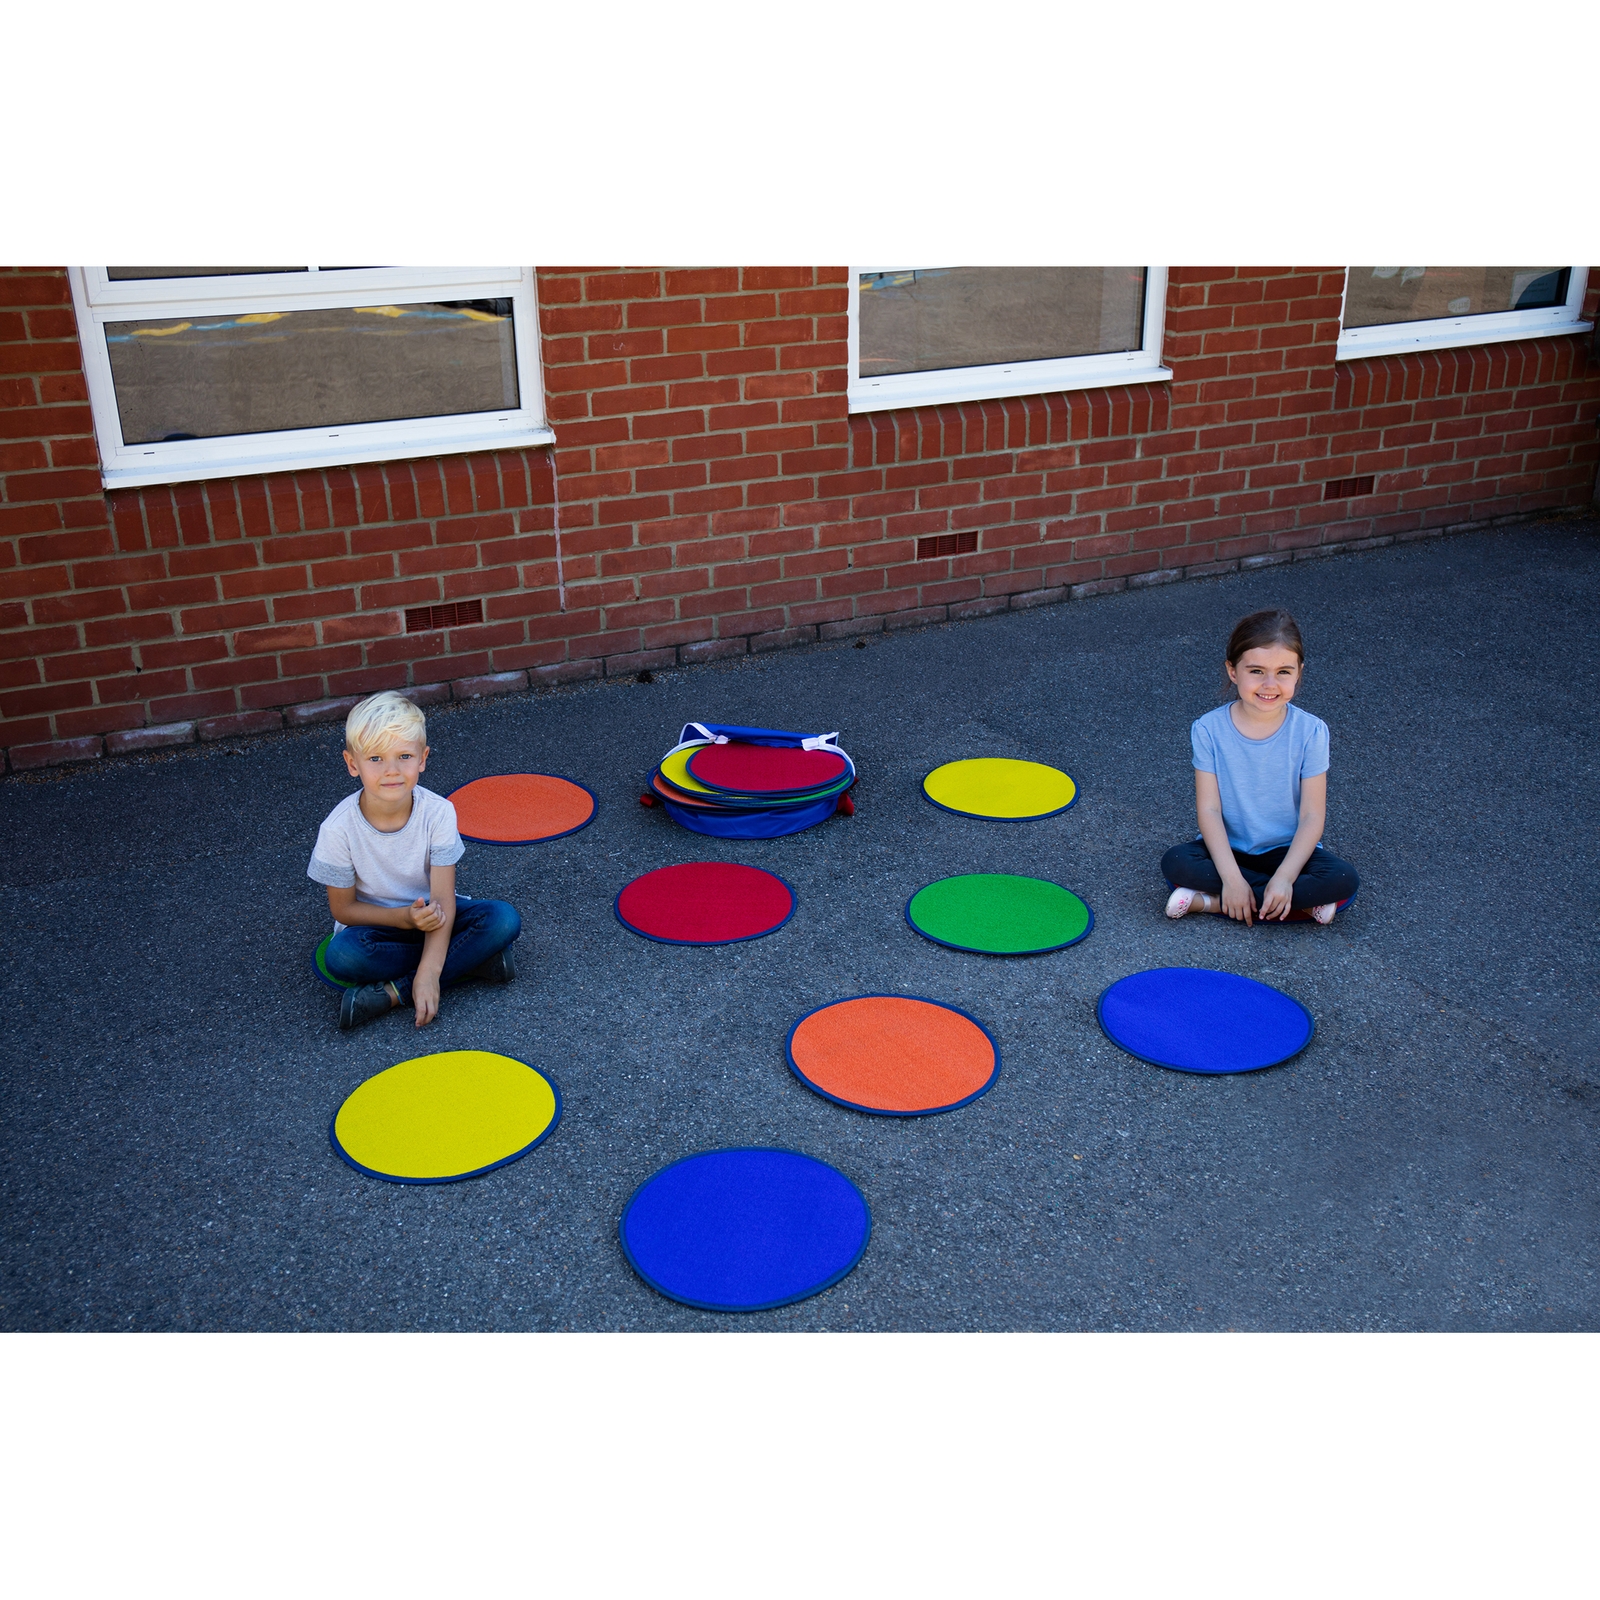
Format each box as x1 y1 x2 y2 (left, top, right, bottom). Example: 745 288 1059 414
658 743 715 794
921 757 1078 821
330 1050 561 1184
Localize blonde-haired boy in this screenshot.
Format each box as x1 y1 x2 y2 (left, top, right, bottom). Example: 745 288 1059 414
308 690 521 1030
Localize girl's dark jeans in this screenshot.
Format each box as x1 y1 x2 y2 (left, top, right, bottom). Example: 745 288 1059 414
323 897 521 1000
1160 840 1360 910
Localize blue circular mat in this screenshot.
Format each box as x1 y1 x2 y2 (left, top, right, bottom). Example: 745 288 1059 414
1097 967 1314 1075
619 1148 871 1312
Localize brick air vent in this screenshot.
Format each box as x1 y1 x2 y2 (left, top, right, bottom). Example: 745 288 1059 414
1324 475 1376 500
916 531 978 560
404 599 484 633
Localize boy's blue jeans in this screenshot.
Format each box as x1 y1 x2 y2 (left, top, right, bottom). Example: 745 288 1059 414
323 898 521 999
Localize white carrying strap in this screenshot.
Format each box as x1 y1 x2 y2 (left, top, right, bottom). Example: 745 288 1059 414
661 734 855 772
662 735 714 759
679 722 840 752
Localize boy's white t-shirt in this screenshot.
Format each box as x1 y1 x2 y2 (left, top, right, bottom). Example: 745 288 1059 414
1191 701 1330 855
307 785 465 929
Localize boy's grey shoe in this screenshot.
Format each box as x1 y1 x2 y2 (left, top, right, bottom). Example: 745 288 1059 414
340 981 399 1030
472 947 516 985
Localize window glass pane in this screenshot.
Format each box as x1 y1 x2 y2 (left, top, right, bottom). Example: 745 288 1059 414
106 267 307 280
1343 267 1570 327
103 300 519 444
858 267 1146 377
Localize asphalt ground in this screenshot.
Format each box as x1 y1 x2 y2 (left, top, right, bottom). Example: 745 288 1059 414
4 515 1597 1332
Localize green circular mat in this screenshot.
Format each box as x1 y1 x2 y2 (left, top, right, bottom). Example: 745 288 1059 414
905 873 1093 955
311 932 355 990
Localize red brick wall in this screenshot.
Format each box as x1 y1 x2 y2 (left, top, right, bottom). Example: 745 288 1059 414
534 265 853 667
1 269 116 760
3 264 1597 770
1331 335 1599 524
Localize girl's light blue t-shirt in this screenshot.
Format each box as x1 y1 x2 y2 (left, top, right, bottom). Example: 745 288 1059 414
1191 701 1329 855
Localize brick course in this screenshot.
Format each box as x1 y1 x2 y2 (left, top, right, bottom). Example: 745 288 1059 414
3 264 1597 769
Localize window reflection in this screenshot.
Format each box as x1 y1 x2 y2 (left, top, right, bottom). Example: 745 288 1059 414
106 267 307 280
1344 267 1569 327
104 301 519 443
859 267 1146 377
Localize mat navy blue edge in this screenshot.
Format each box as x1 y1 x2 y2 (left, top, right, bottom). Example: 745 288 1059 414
446 772 599 845
1094 970 1315 1075
919 773 1079 823
612 868 798 946
902 881 1095 957
784 993 1003 1117
617 1146 872 1313
328 1060 564 1185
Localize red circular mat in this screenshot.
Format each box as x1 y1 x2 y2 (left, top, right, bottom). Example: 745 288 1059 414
686 743 847 795
449 774 596 843
615 862 797 945
786 995 999 1115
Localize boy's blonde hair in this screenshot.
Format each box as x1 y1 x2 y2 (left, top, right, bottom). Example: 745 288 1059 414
345 691 427 757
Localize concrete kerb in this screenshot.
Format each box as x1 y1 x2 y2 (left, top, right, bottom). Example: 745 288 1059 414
106 722 199 756
6 736 104 774
3 508 1590 778
282 696 363 729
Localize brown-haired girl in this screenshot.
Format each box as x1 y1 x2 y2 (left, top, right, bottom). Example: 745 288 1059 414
1162 608 1359 925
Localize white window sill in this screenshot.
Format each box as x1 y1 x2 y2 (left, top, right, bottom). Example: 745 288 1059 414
99 422 556 491
848 354 1172 415
1336 317 1593 362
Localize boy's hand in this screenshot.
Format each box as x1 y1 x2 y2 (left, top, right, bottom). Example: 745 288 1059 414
1259 874 1295 921
406 896 446 932
412 969 441 1027
1221 877 1256 925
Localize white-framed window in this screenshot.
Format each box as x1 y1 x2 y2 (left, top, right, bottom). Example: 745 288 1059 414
1336 266 1591 361
68 266 553 490
847 266 1170 414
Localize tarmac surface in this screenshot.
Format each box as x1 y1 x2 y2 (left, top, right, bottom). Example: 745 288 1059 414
4 516 1598 1331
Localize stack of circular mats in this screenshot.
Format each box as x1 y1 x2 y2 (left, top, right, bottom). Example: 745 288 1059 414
647 720 856 839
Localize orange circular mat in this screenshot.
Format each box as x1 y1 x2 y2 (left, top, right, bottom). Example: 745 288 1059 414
448 773 597 844
785 994 1000 1116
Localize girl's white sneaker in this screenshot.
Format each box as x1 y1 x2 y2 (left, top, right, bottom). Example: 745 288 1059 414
1166 887 1200 919
1309 902 1338 925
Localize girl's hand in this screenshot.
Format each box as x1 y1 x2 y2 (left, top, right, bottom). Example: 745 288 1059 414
412 970 441 1026
1221 878 1256 925
1260 874 1295 921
